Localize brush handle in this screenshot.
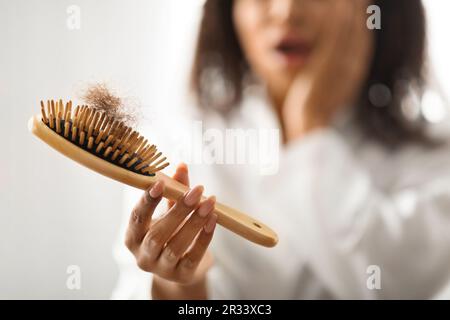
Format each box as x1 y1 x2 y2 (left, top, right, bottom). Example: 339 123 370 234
150 172 278 248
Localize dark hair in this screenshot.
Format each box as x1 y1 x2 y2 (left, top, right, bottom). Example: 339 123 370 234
191 0 428 146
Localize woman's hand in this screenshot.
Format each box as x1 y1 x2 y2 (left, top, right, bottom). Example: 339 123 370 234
125 163 217 291
283 0 373 141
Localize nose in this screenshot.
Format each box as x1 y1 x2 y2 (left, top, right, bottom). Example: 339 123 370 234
268 0 303 25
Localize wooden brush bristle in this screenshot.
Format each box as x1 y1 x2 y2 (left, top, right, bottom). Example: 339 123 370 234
40 99 169 176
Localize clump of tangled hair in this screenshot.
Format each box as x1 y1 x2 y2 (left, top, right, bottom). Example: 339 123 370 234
80 83 140 127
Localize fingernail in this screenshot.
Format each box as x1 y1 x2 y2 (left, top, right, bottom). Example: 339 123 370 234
197 196 216 218
204 213 217 234
184 185 204 207
149 181 164 198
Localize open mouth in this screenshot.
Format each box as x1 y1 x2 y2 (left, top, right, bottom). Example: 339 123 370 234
273 38 311 67
276 41 309 54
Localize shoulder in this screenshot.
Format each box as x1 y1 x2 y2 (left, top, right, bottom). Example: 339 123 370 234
389 138 450 186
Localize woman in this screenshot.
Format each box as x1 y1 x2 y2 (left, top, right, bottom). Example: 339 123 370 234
113 0 450 299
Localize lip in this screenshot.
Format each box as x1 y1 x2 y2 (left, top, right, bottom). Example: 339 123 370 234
272 33 312 68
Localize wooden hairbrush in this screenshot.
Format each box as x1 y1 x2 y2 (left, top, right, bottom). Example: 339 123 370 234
28 100 278 247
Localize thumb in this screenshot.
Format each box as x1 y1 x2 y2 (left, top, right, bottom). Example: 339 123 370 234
168 163 190 208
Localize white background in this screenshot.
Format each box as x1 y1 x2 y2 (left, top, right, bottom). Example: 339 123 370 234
0 0 449 299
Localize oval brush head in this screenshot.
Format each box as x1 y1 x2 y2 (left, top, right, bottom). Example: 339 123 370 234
40 99 169 176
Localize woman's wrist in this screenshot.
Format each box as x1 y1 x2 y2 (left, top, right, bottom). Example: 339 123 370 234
151 274 208 300
284 109 330 142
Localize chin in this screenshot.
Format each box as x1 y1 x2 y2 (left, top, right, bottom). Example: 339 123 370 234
273 67 302 85
267 58 307 80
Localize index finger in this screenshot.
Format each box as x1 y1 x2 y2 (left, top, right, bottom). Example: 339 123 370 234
127 180 165 247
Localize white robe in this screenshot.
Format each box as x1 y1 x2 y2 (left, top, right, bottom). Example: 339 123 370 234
111 88 450 299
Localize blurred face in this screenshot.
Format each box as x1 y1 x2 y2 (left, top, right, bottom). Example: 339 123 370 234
233 0 331 98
